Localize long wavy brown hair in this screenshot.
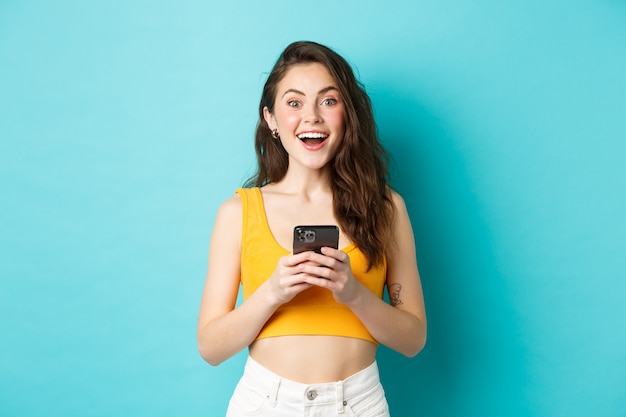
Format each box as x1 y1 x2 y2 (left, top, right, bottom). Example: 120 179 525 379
245 41 395 269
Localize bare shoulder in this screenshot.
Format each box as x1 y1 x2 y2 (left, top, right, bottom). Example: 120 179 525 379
210 192 243 249
389 189 410 220
216 192 243 220
387 189 416 263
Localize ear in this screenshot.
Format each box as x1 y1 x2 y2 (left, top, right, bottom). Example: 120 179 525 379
263 106 277 131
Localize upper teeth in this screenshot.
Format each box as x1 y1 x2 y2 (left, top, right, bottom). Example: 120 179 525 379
297 132 328 139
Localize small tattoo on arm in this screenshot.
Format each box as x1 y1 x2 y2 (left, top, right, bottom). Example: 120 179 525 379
389 283 403 306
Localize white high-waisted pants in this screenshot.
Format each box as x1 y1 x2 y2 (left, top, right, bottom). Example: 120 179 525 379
226 356 390 417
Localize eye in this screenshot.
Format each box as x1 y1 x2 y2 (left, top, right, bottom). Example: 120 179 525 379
287 99 301 108
321 98 337 106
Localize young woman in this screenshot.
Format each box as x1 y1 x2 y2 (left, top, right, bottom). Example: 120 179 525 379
197 41 426 417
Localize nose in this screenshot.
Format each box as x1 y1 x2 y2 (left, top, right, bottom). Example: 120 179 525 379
303 103 322 124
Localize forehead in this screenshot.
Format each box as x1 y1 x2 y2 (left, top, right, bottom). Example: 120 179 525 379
277 63 338 92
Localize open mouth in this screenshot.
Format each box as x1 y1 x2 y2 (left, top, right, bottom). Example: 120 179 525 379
297 132 329 147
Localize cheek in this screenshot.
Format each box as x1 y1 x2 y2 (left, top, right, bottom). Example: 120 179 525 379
320 103 344 121
275 109 299 124
275 111 299 129
330 109 346 132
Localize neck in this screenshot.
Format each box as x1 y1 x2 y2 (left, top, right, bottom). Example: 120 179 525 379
272 166 333 198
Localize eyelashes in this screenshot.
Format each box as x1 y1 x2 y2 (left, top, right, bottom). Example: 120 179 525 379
286 97 339 108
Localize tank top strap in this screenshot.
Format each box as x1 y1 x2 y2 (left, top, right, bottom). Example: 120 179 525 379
236 187 265 242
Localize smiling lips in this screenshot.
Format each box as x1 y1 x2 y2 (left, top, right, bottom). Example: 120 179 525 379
297 132 329 150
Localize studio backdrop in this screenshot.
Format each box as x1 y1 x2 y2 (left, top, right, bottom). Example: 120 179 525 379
1 1 625 416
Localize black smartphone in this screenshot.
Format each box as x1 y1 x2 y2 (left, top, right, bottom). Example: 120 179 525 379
293 225 339 254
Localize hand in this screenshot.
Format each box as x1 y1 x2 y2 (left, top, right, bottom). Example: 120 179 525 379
265 252 317 306
297 247 363 306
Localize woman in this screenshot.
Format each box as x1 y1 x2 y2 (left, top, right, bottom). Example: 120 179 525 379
197 41 426 416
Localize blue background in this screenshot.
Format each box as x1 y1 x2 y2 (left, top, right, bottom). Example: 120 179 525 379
1 1 625 416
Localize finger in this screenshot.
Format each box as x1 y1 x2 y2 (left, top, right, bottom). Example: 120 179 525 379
299 264 335 280
282 269 317 286
320 247 349 263
302 275 334 288
286 251 323 266
289 281 314 292
298 251 335 267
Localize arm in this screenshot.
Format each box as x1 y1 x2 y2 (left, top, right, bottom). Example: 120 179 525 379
197 195 317 365
298 192 427 357
196 195 269 365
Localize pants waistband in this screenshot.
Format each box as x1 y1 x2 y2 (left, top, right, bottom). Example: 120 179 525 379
242 356 381 411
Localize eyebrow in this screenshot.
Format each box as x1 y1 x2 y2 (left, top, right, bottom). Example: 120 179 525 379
281 86 339 98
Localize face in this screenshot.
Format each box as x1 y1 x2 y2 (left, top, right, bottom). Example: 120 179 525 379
264 63 345 172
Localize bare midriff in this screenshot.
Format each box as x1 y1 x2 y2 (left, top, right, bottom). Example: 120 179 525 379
249 335 377 383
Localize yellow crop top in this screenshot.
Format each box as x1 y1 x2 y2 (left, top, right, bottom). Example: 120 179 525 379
237 187 387 344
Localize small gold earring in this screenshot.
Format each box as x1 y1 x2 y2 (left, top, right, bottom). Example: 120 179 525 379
271 129 280 139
